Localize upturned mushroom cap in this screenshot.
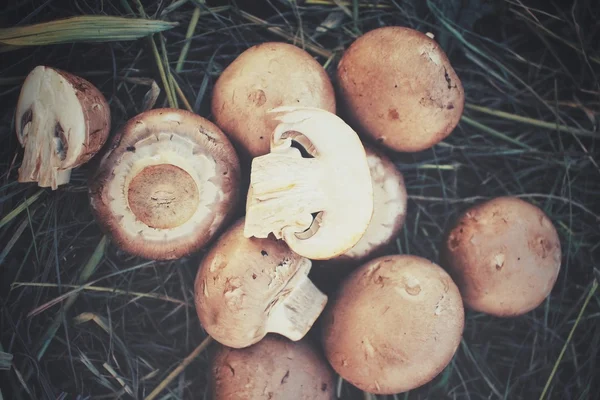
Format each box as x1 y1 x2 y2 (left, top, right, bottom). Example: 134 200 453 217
442 196 562 317
337 27 464 152
15 65 110 189
210 335 335 400
211 42 336 159
244 106 374 260
322 255 464 394
89 108 240 260
194 219 327 349
335 146 407 263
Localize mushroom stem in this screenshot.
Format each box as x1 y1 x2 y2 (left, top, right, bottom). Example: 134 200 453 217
18 124 71 189
266 273 328 341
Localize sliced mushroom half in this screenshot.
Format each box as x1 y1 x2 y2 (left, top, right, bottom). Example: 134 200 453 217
244 107 374 260
15 66 111 189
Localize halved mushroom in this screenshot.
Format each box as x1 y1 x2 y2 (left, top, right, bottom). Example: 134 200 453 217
194 219 327 348
211 42 336 160
244 106 374 260
15 65 111 189
210 335 335 399
442 196 562 316
336 146 407 263
337 27 465 152
89 108 240 260
322 255 464 394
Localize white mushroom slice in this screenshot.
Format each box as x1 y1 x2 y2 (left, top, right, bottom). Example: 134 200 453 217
15 65 110 189
244 106 374 260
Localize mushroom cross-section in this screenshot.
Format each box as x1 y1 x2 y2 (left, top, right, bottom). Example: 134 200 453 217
15 65 111 189
244 106 374 260
88 108 240 260
336 146 407 263
194 219 327 349
210 335 336 400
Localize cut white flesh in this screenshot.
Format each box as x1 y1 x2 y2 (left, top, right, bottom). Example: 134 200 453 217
15 66 110 189
244 107 374 260
341 149 407 260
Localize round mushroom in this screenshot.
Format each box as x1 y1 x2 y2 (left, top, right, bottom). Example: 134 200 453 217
211 42 336 159
15 65 110 189
194 219 327 349
336 27 464 152
244 106 374 260
335 146 407 263
322 255 464 395
442 196 562 317
89 108 240 260
210 335 335 400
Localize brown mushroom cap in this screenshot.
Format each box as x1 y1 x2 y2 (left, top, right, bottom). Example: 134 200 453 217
336 27 465 152
211 42 336 159
334 146 407 263
210 335 335 400
442 196 562 317
322 255 464 394
89 108 240 260
195 219 327 349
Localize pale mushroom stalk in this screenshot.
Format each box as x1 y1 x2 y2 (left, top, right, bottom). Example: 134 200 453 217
265 258 328 340
244 106 374 260
195 219 328 349
15 66 111 189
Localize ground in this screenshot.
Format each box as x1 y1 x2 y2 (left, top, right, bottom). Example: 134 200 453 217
0 0 599 399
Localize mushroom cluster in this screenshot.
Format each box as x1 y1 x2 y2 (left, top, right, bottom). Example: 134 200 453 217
13 25 562 399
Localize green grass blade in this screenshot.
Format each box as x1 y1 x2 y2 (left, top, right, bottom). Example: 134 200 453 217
538 279 599 400
0 190 44 230
0 16 177 47
35 235 108 361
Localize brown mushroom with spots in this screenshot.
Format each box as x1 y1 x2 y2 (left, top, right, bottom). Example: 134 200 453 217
322 255 464 395
210 335 335 400
88 108 240 260
336 27 465 152
442 196 562 317
15 65 111 189
211 42 336 160
194 219 327 349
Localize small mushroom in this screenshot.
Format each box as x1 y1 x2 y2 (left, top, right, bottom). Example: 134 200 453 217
15 65 110 189
442 196 562 317
89 108 240 260
194 219 327 348
244 106 374 260
336 27 465 152
322 255 464 394
210 335 335 400
211 42 336 160
335 146 407 263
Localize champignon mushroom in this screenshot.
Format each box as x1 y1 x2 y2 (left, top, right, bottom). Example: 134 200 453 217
322 255 464 394
335 146 407 263
244 106 374 260
88 108 240 260
211 42 336 160
210 335 335 400
15 65 110 189
336 27 464 152
194 219 327 348
442 196 562 317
